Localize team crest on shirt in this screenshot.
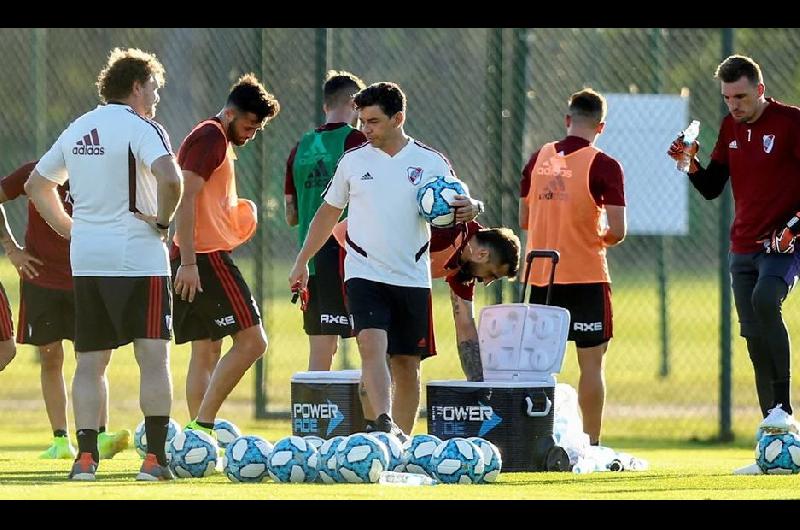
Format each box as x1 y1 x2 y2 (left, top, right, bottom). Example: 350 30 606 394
407 166 424 184
763 134 775 154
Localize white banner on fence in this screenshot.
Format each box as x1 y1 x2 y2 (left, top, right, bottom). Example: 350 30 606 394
595 93 690 236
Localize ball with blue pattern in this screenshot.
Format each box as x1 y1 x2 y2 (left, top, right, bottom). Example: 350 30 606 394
369 431 405 472
430 437 485 484
268 435 319 483
468 437 503 482
402 434 442 477
134 418 181 459
756 432 800 474
168 429 219 478
303 435 325 452
213 419 242 449
335 433 390 483
316 435 345 483
417 175 468 228
224 435 273 483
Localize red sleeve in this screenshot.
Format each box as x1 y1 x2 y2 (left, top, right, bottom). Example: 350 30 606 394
344 129 367 151
710 118 730 166
520 150 539 198
284 143 298 196
446 273 475 302
430 225 462 253
589 153 626 206
177 125 227 181
0 160 38 200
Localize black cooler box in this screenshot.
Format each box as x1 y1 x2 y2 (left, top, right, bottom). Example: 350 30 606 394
291 370 367 438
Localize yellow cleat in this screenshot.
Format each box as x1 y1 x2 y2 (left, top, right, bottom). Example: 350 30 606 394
39 436 78 460
98 429 131 460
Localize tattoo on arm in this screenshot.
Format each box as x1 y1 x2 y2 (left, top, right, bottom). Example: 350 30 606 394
451 290 482 381
457 339 483 382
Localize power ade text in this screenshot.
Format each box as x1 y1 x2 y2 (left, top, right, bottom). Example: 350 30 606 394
431 405 493 436
293 402 339 433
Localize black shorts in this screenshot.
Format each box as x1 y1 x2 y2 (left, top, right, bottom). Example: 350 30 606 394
171 251 262 344
345 278 435 358
529 282 612 348
74 276 172 352
0 281 13 342
304 237 352 337
17 280 74 346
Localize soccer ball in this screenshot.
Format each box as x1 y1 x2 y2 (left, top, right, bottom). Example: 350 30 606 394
224 435 273 483
402 434 442 477
134 418 181 459
213 419 242 449
369 431 405 472
268 435 319 483
468 437 503 482
416 175 468 228
303 435 326 451
756 432 800 474
316 435 345 483
429 437 485 484
168 429 219 478
335 433 389 483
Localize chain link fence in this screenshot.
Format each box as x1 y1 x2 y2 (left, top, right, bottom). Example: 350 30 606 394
1 28 799 441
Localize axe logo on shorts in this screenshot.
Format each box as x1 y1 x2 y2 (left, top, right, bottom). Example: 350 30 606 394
573 321 602 332
215 315 236 327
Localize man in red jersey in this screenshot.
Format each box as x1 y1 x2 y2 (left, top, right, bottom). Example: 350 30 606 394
0 161 129 460
668 55 800 474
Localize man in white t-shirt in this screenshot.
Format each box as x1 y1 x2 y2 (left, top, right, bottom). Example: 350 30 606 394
289 82 481 437
25 47 183 482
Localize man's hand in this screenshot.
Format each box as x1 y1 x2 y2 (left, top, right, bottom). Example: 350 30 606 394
290 282 310 311
289 259 310 293
667 135 699 172
174 263 202 302
133 212 169 242
451 195 483 223
758 212 800 254
7 247 43 280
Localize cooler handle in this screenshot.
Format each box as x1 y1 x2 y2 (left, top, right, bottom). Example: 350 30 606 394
520 250 560 305
524 394 552 418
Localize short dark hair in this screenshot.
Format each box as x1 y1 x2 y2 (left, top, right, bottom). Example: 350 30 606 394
324 70 366 107
226 73 280 122
715 55 763 85
474 228 521 279
354 82 406 117
96 47 165 103
568 88 606 124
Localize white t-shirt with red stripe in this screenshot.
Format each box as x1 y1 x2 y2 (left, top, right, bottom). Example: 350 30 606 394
36 103 174 277
324 137 455 288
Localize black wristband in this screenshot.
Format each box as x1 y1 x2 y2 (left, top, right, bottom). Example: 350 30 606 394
156 222 170 230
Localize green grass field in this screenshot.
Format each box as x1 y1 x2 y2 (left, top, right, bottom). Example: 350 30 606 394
0 419 795 500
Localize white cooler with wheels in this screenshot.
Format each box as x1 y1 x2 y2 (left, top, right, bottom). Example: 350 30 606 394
427 250 573 471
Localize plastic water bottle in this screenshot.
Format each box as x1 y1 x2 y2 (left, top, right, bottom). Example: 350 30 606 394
378 470 438 486
677 120 701 173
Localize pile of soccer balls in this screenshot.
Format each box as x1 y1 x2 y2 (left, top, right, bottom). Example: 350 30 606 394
137 419 503 484
260 432 502 485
